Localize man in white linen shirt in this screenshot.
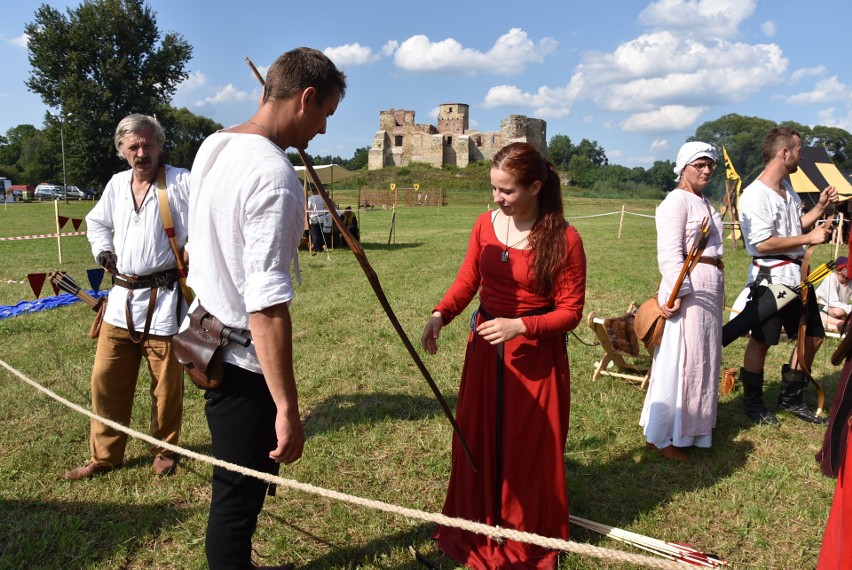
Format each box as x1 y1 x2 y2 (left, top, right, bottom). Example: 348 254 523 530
186 47 346 569
64 114 189 480
738 126 836 426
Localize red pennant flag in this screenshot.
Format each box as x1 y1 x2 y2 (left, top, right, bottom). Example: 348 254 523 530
57 216 69 230
72 218 83 231
27 273 47 299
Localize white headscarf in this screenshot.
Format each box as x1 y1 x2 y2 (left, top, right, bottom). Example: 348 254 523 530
673 141 717 182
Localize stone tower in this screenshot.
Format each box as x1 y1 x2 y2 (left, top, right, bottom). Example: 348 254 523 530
437 103 469 134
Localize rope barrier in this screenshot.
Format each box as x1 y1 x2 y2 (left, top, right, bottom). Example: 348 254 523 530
0 231 87 241
0 357 687 569
570 211 656 221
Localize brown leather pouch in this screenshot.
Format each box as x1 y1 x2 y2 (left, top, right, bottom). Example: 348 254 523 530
633 296 664 349
172 304 226 390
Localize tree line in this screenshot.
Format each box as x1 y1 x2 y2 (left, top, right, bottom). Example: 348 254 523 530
2 0 850 199
548 119 852 200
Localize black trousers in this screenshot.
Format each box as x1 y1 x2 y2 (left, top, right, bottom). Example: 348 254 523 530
309 222 325 253
205 363 279 569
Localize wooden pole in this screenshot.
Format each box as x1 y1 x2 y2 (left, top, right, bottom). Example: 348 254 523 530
834 212 844 260
387 183 397 245
54 199 62 264
617 204 626 239
725 180 738 251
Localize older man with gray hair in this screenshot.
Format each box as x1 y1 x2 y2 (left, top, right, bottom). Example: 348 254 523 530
64 113 190 480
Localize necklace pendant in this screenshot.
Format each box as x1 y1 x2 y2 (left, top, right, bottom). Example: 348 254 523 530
501 250 509 262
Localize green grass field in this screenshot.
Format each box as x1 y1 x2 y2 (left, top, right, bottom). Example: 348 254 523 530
0 194 843 569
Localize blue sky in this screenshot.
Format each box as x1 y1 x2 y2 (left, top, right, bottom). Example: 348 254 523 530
1 0 851 168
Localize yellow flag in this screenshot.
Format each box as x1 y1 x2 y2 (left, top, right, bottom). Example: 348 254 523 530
723 146 741 182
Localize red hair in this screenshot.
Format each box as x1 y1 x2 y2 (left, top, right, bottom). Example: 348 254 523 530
492 143 567 299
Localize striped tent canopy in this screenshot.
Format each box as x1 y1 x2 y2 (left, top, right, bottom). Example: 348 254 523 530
788 146 852 208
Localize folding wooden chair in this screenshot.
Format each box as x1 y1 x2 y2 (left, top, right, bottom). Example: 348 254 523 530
586 311 653 389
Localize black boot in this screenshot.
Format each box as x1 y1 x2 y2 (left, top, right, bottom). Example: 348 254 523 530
740 368 779 426
777 364 828 425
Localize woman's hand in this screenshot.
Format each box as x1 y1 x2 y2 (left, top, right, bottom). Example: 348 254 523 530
660 297 682 319
476 317 526 345
421 312 444 355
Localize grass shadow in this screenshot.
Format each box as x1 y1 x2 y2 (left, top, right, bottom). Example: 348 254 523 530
0 498 203 567
304 392 457 438
567 395 754 531
271 520 443 569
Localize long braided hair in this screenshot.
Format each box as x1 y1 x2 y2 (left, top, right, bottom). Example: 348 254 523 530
492 143 567 300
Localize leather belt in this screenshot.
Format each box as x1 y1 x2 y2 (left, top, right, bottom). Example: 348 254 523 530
697 256 724 270
753 255 802 267
113 268 178 290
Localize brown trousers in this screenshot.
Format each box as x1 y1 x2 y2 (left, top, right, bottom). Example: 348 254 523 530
88 322 184 467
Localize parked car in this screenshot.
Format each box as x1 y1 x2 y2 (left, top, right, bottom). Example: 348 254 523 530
64 186 87 200
34 183 63 200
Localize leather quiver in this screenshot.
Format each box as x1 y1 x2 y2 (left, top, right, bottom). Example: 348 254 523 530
172 304 226 390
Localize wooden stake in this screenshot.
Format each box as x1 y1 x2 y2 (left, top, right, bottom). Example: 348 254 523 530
834 212 844 260
54 199 62 264
617 204 626 239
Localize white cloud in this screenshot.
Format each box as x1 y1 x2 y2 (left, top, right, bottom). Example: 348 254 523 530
394 28 556 76
324 42 381 67
476 0 789 140
176 71 207 94
639 0 757 39
576 32 787 112
483 85 573 118
650 139 669 151
790 65 827 83
761 20 776 38
4 33 28 48
818 107 852 132
622 105 707 132
195 84 254 106
786 77 851 105
482 75 582 118
381 41 398 57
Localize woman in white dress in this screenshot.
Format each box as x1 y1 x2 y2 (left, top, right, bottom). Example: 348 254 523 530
640 141 725 461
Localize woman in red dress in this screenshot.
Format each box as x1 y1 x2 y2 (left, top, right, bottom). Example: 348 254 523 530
421 142 586 569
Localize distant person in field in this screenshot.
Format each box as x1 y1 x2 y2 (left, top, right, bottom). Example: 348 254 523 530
340 205 359 242
639 142 724 462
421 142 586 569
64 114 190 480
737 126 836 426
307 185 326 255
816 256 851 333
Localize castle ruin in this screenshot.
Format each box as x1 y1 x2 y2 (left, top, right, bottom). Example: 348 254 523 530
367 103 546 170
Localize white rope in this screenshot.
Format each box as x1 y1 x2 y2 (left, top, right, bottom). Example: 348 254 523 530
570 211 656 220
0 357 688 569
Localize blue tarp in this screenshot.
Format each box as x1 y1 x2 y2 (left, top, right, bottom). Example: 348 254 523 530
0 290 108 320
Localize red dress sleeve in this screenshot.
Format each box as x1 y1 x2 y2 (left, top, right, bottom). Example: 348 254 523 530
521 225 587 339
434 214 486 325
